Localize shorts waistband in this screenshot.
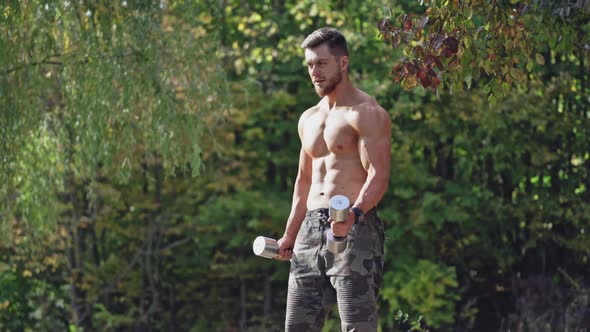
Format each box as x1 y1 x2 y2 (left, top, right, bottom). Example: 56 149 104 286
304 207 378 222
305 208 329 219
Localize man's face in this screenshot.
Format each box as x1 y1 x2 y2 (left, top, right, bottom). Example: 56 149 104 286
305 44 346 97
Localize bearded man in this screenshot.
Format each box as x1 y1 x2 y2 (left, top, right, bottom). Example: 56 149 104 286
276 27 392 332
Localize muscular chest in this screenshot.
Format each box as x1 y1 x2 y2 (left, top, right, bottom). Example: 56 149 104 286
302 112 357 158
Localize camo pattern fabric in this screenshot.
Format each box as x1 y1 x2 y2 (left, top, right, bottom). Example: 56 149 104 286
285 207 384 332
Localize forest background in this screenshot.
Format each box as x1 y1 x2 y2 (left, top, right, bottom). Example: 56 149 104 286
1 0 589 331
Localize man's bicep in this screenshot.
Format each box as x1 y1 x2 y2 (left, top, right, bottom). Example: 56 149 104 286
359 109 391 174
362 134 390 174
297 146 313 180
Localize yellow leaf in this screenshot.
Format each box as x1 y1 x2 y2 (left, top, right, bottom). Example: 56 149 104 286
249 13 262 23
535 53 545 65
0 301 10 310
202 14 212 24
402 75 418 90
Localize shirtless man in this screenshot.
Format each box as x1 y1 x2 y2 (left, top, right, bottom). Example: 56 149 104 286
276 28 391 331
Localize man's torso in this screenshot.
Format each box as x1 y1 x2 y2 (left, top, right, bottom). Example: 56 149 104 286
300 92 376 210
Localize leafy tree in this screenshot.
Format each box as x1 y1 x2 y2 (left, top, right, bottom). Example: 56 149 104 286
379 0 590 101
1 0 229 233
1 1 228 330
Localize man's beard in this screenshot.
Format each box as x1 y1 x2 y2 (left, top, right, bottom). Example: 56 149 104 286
315 70 342 97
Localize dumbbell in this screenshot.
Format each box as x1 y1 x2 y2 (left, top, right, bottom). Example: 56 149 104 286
326 195 350 254
253 236 280 259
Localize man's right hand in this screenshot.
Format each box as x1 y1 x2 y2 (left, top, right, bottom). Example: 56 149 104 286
276 236 295 260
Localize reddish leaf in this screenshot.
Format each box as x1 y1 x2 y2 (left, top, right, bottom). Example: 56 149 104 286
423 55 443 71
398 14 407 27
420 75 432 88
424 55 436 66
402 63 410 75
430 74 441 90
415 46 424 57
417 66 428 80
443 36 459 54
433 56 443 70
392 63 403 82
404 17 413 31
378 18 390 33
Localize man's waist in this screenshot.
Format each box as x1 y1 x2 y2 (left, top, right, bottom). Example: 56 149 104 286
305 206 378 221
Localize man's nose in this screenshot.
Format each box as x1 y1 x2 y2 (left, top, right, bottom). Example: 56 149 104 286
310 66 321 77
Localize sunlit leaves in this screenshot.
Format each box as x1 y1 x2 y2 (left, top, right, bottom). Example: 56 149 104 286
379 13 460 91
379 0 590 100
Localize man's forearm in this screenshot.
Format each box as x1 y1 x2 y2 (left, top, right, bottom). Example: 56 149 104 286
353 172 389 213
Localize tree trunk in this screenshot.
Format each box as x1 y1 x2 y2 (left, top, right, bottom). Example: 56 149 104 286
240 279 247 332
264 276 272 325
66 182 94 331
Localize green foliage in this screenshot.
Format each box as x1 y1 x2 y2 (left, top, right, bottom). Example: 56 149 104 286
0 0 230 233
382 72 590 329
0 269 67 331
383 259 459 328
394 310 430 332
93 303 135 330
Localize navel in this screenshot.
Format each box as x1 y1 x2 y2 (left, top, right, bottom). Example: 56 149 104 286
337 144 343 150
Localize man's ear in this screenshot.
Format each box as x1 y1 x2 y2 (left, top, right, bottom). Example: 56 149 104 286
340 55 349 72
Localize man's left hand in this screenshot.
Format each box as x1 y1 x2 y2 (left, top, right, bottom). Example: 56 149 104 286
329 210 355 238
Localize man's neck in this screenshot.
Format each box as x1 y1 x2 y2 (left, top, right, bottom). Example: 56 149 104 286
325 78 356 109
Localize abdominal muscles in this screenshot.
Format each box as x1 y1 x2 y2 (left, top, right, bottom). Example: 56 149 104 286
306 155 367 210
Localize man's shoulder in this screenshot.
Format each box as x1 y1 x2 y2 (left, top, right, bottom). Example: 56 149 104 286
350 89 385 112
353 98 388 121
303 104 322 115
297 104 321 134
300 104 322 122
348 95 390 135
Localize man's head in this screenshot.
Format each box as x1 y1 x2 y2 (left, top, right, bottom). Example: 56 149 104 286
301 27 349 97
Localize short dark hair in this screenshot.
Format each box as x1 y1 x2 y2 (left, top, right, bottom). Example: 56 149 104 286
300 27 348 57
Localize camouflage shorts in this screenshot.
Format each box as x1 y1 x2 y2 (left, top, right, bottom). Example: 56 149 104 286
285 208 385 332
